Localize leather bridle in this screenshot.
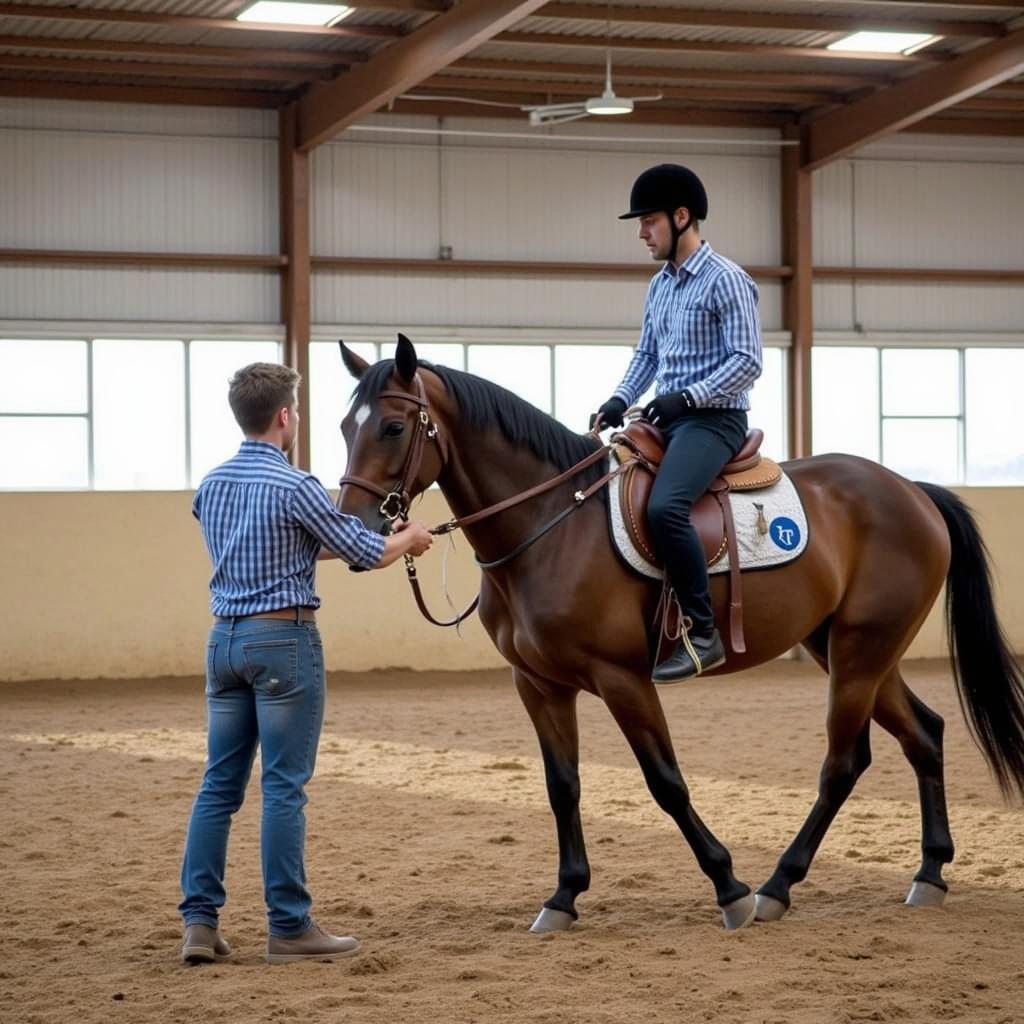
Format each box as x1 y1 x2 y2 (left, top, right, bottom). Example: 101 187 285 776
336 373 632 628
337 375 439 525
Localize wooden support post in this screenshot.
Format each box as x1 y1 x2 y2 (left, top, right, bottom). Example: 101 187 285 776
782 124 813 460
279 102 312 470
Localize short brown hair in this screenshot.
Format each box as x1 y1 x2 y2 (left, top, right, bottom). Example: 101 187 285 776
228 362 301 434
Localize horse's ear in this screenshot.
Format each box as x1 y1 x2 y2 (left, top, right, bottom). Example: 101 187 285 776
339 340 369 380
395 332 418 383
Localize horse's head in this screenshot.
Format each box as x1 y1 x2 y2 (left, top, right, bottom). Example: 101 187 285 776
336 333 446 533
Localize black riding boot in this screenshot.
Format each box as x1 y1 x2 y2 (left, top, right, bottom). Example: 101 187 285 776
652 628 726 683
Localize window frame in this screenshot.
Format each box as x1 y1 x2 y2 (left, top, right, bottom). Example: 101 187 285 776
0 330 282 491
814 332 1024 486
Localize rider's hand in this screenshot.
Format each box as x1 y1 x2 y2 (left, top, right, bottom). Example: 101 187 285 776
394 519 433 557
590 396 627 430
642 390 696 426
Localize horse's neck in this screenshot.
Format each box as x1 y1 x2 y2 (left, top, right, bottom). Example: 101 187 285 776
437 428 574 562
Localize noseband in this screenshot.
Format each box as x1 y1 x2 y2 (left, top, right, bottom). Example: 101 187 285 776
337 375 439 523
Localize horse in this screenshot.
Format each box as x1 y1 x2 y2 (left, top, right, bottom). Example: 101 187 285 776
335 334 1024 934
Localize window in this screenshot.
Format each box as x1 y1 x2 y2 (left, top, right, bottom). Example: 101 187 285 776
93 339 187 490
812 347 880 461
189 341 282 486
812 344 1023 485
0 337 281 490
880 348 961 484
307 339 791 494
468 345 552 413
554 345 634 431
309 340 377 487
965 348 1024 485
749 346 787 461
0 340 89 489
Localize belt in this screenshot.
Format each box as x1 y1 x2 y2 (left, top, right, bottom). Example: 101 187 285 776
215 607 316 624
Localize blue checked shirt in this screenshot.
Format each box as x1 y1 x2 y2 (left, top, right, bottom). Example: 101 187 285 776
613 241 762 410
192 440 386 616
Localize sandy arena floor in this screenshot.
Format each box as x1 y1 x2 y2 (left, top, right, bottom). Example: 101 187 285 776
3 659 1024 1024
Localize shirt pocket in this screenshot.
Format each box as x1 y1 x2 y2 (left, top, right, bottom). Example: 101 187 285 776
242 638 300 697
673 304 717 343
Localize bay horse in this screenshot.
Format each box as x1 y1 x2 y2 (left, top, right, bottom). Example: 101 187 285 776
336 334 1024 933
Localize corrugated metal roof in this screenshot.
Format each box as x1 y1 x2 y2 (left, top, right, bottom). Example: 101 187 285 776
0 1 1020 126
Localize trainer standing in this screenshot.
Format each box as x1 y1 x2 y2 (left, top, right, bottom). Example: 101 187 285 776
179 362 432 964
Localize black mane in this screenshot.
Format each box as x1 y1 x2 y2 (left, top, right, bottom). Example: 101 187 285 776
353 359 606 489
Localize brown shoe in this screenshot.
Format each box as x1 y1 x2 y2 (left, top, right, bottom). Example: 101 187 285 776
181 924 232 964
266 921 360 964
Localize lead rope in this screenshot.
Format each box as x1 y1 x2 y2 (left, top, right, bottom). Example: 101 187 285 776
440 530 465 637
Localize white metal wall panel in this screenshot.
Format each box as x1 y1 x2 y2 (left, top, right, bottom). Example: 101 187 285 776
813 283 855 333
812 160 853 267
312 143 441 258
313 272 782 332
849 282 1024 334
853 161 1024 271
0 266 278 322
0 130 278 253
317 140 780 266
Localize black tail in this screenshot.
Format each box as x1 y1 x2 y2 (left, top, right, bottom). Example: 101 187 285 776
917 482 1024 800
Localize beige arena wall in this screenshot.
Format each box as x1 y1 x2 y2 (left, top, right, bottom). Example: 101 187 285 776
1 487 1022 682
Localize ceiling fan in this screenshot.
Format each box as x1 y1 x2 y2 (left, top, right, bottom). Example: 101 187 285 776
522 49 663 127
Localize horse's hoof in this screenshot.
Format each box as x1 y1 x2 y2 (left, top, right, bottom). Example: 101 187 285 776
905 880 947 908
529 907 575 934
754 893 789 922
720 893 756 931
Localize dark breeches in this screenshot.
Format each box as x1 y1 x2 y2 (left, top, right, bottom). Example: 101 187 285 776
646 409 748 635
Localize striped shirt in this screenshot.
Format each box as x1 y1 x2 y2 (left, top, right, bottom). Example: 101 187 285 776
613 241 763 411
192 440 386 616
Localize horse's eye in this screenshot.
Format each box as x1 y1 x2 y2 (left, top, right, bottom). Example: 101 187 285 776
383 421 405 439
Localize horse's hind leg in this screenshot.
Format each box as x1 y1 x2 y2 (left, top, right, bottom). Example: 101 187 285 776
873 670 954 907
599 676 755 930
756 629 879 921
513 669 591 933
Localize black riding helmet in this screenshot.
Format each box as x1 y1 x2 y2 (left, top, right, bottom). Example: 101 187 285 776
619 163 708 260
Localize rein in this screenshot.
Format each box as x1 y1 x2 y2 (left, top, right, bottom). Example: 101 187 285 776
338 375 636 628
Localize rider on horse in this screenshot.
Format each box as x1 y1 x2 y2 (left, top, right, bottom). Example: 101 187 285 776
595 164 764 683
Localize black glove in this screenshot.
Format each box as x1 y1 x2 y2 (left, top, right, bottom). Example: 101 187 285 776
643 390 696 426
591 396 627 430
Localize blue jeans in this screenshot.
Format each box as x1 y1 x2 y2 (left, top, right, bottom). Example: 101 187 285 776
179 617 325 938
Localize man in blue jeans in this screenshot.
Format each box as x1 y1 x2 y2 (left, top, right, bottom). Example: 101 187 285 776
180 362 433 965
595 164 762 682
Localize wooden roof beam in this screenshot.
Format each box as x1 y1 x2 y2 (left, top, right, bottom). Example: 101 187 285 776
493 32 945 63
453 57 880 89
910 115 1024 136
0 77 284 107
0 53 325 82
387 97 790 127
419 74 838 106
803 25 1024 168
0 3 402 38
297 0 549 151
0 33 358 67
537 4 1005 39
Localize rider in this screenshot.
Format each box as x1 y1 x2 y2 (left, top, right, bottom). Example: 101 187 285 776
595 164 763 682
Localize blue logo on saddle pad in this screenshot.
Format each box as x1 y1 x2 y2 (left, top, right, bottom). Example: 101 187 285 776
769 516 801 551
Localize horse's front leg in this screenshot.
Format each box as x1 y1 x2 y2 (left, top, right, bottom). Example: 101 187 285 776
513 669 590 934
599 672 756 930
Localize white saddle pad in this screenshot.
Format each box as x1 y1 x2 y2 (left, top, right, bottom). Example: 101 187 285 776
608 469 809 580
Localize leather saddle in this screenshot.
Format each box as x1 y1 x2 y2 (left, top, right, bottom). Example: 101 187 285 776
611 419 782 654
